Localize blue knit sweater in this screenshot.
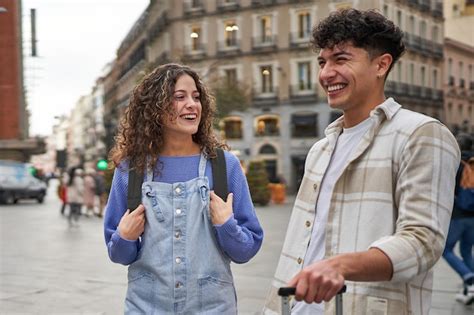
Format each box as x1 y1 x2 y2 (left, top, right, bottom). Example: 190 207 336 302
104 151 264 265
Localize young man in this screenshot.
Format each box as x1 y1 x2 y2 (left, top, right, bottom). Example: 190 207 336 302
264 9 460 315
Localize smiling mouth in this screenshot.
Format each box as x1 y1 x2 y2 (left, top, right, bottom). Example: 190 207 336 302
327 84 347 93
180 114 198 121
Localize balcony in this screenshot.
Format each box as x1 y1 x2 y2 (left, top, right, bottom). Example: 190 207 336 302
420 0 430 11
251 0 278 7
289 84 318 104
385 81 409 97
252 87 279 107
289 32 311 49
183 43 207 61
252 35 278 52
460 79 466 89
408 0 420 8
216 0 240 12
448 76 455 86
183 1 205 17
217 40 241 57
432 3 443 18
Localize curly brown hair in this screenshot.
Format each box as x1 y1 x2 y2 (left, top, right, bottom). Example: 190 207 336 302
109 63 226 172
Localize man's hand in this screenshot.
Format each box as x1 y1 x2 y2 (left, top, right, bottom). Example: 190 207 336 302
118 204 146 240
209 191 233 225
288 259 345 304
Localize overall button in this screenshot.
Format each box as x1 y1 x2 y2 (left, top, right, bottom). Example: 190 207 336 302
297 257 303 264
175 231 181 239
176 208 182 215
313 183 318 191
175 187 181 194
175 282 183 288
175 257 182 264
305 221 311 227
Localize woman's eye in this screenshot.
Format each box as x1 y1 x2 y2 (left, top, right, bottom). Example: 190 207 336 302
174 95 185 101
193 96 200 101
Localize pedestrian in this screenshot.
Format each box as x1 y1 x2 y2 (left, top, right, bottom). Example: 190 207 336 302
94 170 107 218
83 169 96 217
67 167 84 227
57 171 68 215
104 63 263 313
263 9 460 314
442 134 474 305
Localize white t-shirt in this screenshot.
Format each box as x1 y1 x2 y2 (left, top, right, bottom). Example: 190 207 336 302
292 117 374 314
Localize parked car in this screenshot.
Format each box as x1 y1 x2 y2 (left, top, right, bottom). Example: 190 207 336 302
0 160 47 204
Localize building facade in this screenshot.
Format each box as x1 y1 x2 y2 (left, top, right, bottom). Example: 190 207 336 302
103 0 447 192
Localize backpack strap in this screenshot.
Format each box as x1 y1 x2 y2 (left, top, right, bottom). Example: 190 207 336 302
211 148 228 202
127 162 144 211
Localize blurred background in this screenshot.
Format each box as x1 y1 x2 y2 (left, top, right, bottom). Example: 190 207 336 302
0 0 473 314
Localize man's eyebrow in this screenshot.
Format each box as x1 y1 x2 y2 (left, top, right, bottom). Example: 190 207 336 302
318 51 353 61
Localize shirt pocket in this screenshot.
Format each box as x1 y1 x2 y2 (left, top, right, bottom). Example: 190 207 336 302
198 275 237 314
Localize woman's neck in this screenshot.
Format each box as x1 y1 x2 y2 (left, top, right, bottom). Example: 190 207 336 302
160 138 200 156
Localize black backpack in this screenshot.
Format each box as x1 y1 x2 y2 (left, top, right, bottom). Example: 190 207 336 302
127 148 228 211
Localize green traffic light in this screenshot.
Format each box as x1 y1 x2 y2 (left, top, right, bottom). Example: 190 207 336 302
97 160 108 171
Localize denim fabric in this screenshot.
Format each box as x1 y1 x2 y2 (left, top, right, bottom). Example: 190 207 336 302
443 217 474 284
124 154 237 314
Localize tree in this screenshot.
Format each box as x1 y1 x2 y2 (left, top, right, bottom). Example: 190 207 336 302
246 160 271 206
212 80 250 120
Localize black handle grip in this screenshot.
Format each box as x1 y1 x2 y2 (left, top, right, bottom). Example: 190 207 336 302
278 285 346 297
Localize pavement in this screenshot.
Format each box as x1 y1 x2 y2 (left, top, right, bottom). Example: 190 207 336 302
0 180 473 314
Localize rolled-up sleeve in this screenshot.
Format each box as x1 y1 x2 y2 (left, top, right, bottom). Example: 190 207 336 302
370 122 460 282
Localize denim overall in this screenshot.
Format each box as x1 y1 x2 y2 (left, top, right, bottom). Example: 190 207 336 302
124 154 237 314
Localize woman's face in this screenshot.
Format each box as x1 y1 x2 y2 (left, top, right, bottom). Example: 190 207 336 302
162 74 202 138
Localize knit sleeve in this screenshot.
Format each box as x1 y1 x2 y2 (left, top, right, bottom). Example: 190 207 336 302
213 152 264 263
103 162 140 265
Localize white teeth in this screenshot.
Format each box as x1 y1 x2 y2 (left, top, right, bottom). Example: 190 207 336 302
327 84 346 92
181 114 197 120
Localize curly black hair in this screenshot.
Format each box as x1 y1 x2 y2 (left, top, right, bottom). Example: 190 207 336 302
312 8 405 73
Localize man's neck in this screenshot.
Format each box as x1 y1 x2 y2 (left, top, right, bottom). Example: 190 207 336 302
343 96 386 128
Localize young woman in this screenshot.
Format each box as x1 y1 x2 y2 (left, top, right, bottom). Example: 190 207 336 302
104 63 263 314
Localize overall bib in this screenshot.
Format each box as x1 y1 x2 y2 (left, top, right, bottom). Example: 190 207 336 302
125 153 237 314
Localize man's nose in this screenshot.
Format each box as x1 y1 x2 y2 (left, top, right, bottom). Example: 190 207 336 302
319 63 336 82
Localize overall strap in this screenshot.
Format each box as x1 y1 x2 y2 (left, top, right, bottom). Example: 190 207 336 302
211 148 228 201
127 161 145 211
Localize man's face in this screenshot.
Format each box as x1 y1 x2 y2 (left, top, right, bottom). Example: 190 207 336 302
317 42 379 112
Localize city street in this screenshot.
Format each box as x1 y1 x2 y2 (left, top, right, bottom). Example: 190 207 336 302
0 180 473 314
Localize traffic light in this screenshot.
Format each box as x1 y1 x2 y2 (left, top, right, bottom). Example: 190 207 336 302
96 159 108 171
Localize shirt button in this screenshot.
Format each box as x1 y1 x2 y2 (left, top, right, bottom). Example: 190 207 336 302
175 231 181 239
176 208 182 215
175 187 181 194
175 281 182 288
313 183 318 191
175 257 182 264
297 257 303 264
305 221 311 227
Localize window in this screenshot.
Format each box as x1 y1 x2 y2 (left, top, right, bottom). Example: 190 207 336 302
396 10 402 28
260 65 273 93
225 69 237 86
256 116 279 136
190 26 201 50
383 5 389 17
433 69 438 89
459 61 464 79
409 15 415 33
297 62 312 90
259 15 272 43
432 26 439 42
292 113 318 138
223 117 242 139
397 62 402 82
409 63 415 84
421 66 426 87
419 20 426 38
259 144 277 154
224 21 238 47
469 65 473 83
297 11 311 38
448 58 453 77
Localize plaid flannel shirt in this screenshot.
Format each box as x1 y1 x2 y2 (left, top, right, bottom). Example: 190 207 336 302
263 99 460 315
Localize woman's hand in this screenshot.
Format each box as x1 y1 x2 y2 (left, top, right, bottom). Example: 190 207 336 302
118 204 146 240
209 191 233 225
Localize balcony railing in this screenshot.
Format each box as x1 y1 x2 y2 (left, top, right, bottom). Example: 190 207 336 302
420 0 430 11
460 79 466 89
470 81 474 90
183 1 205 16
252 35 277 51
432 3 443 18
289 84 318 103
183 43 207 60
217 40 241 56
252 87 278 107
216 0 240 12
251 0 278 7
289 32 311 49
448 76 455 86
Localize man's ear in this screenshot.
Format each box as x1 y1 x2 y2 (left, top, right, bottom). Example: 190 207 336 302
376 53 393 79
